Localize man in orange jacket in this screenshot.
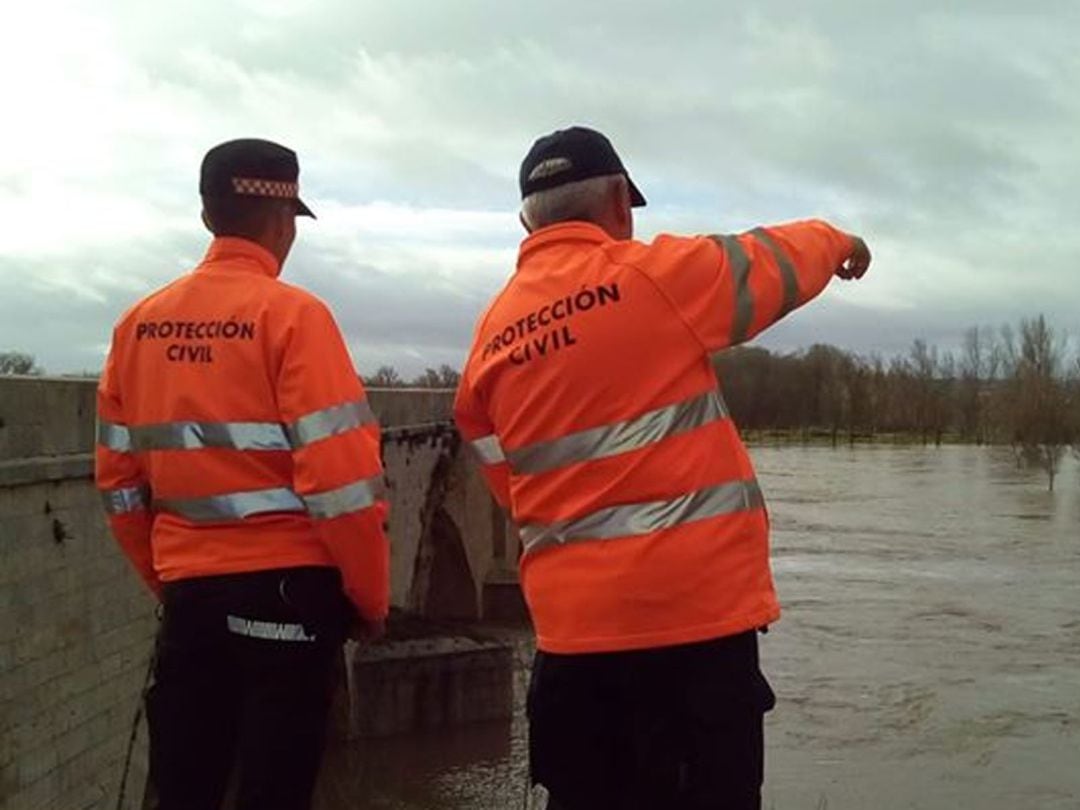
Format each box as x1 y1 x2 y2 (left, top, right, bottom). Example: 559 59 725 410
95 139 389 810
455 126 871 809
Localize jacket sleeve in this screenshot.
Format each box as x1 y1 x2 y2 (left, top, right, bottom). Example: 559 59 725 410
453 368 511 511
646 219 854 352
277 298 390 622
95 332 160 598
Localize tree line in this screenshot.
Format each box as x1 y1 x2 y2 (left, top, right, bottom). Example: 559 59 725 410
713 315 1078 489
364 364 462 389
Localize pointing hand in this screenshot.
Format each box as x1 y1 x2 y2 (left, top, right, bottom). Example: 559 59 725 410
837 235 871 280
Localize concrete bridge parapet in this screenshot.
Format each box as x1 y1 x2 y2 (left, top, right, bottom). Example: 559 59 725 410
0 376 522 810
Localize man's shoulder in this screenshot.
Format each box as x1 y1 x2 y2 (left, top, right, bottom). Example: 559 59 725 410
603 233 717 278
265 279 340 328
266 277 326 308
113 274 191 330
606 232 711 261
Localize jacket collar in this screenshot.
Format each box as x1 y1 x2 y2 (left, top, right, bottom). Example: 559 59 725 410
518 221 613 267
197 236 281 278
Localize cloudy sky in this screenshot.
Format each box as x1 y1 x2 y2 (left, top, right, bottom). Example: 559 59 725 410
1 0 1077 376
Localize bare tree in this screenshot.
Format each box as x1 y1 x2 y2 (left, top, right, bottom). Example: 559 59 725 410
1003 316 1072 490
1071 356 1080 469
365 365 404 387
412 364 462 389
958 326 989 444
842 357 872 446
908 339 940 445
803 344 847 446
436 364 462 389
0 351 42 376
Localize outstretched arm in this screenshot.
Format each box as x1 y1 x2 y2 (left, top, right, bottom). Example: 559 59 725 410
647 220 870 351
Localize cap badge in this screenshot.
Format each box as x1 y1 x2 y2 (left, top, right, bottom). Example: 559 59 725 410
527 157 573 182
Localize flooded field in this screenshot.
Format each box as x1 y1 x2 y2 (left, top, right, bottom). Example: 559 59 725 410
319 445 1080 809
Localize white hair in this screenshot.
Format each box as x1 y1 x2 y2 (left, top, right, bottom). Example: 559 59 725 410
521 174 626 231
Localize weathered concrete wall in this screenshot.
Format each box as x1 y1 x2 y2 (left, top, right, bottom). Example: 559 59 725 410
0 377 153 810
0 376 514 810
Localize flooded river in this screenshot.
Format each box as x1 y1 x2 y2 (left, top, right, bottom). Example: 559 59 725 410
319 445 1080 809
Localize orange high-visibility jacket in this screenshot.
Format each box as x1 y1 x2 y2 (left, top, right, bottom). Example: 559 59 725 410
455 220 854 654
95 237 390 621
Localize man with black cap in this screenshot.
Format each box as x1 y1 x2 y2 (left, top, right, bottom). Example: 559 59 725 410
455 125 871 808
95 139 390 810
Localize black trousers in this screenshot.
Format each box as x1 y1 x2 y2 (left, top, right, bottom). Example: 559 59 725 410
528 631 776 810
147 566 351 810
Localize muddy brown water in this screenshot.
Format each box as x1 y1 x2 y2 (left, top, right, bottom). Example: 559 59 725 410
317 446 1080 809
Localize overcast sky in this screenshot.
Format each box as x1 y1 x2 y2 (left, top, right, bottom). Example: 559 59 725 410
1 0 1077 376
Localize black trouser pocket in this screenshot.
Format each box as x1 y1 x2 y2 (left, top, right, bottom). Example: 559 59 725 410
276 567 354 642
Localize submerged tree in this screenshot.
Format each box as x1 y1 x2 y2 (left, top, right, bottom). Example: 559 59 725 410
1071 356 1080 470
1002 316 1073 491
957 326 989 444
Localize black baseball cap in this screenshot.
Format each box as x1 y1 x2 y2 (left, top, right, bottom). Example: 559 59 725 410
519 126 646 207
199 138 315 218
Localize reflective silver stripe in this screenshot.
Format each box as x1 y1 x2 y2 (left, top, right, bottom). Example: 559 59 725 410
470 435 506 465
226 615 316 642
507 389 729 475
304 475 384 520
130 421 289 452
520 479 764 555
286 399 376 448
155 487 305 523
710 235 753 344
750 227 799 317
97 420 133 453
101 485 151 515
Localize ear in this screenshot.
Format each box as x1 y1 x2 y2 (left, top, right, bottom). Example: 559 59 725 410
612 178 632 229
201 208 213 233
519 211 533 234
269 201 292 236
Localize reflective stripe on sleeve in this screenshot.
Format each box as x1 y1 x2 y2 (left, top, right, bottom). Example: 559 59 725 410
507 389 729 475
710 235 753 344
97 420 133 453
519 479 764 555
286 399 376 448
469 434 506 465
101 484 151 515
303 475 385 520
130 421 290 452
155 487 305 522
750 227 799 317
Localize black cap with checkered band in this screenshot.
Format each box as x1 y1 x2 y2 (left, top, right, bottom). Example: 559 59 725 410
199 138 315 218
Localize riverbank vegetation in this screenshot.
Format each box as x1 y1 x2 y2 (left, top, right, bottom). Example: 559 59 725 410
714 316 1078 490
